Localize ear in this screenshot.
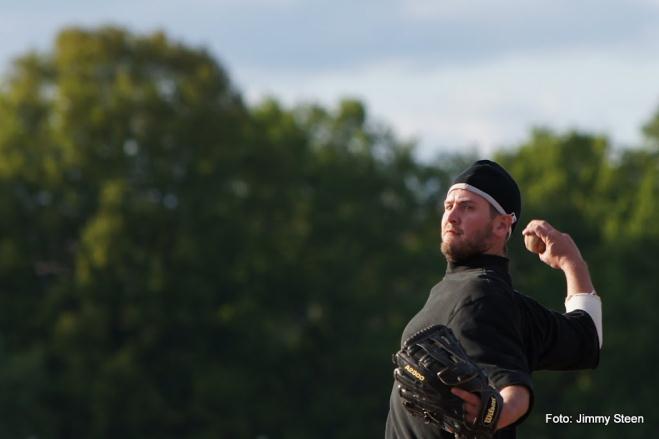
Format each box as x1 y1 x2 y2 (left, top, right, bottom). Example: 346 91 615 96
493 214 513 239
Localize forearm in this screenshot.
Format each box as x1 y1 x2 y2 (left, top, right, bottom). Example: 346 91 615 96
561 258 594 296
497 385 530 430
560 257 603 347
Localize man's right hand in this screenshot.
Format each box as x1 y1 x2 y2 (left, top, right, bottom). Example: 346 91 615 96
522 220 594 296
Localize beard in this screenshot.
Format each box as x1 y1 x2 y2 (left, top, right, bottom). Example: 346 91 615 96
441 222 494 263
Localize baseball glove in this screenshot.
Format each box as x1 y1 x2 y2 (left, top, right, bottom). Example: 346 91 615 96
392 324 503 439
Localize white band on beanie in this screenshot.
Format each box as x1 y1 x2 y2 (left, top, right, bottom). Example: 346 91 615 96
448 183 517 224
565 292 602 348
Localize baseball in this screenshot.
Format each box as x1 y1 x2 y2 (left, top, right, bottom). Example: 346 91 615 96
524 233 546 254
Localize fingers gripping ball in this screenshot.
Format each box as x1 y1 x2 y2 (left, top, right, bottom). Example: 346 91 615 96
524 233 546 254
392 325 503 438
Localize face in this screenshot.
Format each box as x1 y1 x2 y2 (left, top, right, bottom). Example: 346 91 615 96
440 189 497 262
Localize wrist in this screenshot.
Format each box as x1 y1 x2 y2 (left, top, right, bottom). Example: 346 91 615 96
561 259 595 296
559 257 587 274
497 386 530 430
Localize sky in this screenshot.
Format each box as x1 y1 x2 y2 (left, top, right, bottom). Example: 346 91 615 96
2 0 659 160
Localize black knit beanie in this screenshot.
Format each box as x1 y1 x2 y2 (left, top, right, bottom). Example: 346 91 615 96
449 160 521 232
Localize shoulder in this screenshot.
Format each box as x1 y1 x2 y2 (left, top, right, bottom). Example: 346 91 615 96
453 269 515 306
443 276 518 329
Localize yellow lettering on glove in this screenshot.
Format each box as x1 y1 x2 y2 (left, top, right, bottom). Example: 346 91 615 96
404 365 425 382
483 396 497 424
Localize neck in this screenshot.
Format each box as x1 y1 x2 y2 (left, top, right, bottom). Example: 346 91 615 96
483 241 507 257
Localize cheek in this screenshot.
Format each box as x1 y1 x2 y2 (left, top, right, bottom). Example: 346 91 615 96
459 214 481 234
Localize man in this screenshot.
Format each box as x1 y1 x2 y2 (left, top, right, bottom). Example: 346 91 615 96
385 160 602 438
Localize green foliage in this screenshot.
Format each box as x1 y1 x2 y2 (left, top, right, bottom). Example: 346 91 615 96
0 25 658 438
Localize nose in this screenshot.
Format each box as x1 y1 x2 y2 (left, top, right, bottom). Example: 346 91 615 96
445 206 460 225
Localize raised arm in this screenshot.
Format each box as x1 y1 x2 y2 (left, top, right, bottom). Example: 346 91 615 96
522 219 602 347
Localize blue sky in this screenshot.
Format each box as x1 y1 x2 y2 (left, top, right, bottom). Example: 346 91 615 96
2 0 659 159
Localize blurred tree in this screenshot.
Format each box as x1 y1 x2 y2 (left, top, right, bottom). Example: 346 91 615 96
642 105 659 147
0 25 458 438
0 26 249 437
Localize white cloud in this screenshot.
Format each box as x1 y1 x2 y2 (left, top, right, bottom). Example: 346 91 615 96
2 0 659 162
401 0 550 20
401 0 659 21
239 46 659 160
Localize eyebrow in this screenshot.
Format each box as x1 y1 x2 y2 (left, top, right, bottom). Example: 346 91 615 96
444 198 477 206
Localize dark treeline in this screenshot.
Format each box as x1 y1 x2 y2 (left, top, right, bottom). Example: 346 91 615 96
0 26 656 438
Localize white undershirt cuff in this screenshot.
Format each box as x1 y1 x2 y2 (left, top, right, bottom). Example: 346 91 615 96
565 292 602 349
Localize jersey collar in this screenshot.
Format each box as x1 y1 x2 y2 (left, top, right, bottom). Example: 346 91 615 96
446 254 510 277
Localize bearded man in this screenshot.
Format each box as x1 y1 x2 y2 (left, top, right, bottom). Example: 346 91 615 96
385 160 602 438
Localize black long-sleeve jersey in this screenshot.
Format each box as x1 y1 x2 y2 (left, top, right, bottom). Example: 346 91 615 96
385 254 599 439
